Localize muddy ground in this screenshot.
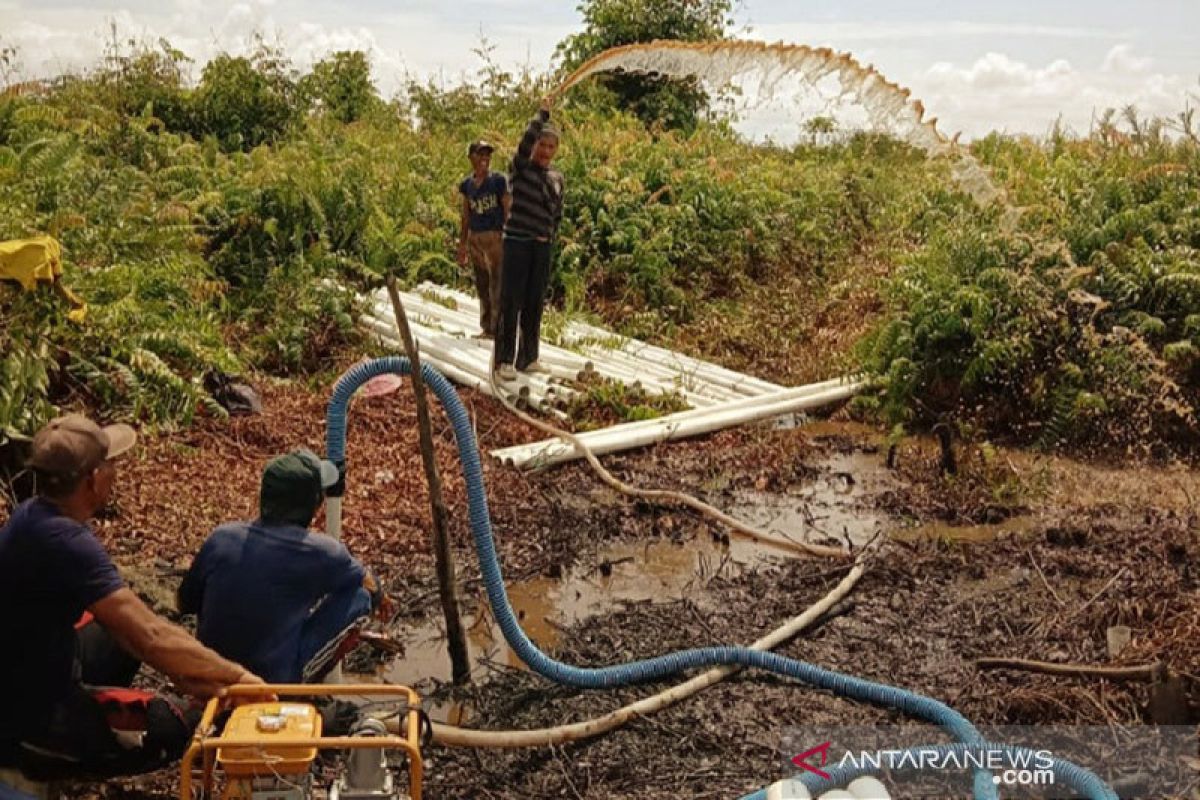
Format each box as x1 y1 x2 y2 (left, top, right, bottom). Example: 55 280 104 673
3 364 1198 799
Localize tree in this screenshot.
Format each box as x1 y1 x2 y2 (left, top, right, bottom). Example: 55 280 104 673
191 40 299 150
556 0 733 131
300 51 382 124
803 115 837 146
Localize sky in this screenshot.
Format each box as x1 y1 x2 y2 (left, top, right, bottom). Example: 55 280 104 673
2 0 1198 141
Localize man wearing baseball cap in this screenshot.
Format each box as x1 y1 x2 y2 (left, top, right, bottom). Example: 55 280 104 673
457 138 511 337
0 415 263 782
179 448 382 684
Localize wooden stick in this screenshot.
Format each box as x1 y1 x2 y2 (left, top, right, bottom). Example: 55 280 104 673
386 277 471 684
975 657 1167 682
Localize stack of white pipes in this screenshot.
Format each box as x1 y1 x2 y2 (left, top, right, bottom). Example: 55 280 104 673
359 281 864 469
410 282 785 407
361 292 579 420
559 318 785 398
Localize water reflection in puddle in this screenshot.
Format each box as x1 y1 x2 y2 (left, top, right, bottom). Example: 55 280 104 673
365 534 783 721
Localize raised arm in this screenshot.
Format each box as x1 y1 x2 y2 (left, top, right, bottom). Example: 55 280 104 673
514 97 552 166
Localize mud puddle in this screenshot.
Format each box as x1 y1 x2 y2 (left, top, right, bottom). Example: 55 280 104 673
731 420 895 547
734 419 1044 547
362 533 784 721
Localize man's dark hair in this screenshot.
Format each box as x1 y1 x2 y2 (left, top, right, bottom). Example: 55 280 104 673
33 468 88 500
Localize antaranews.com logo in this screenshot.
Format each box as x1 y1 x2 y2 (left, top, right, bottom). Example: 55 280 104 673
780 725 1196 798
791 741 1055 786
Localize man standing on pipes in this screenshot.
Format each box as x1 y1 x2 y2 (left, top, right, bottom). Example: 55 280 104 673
456 139 511 338
493 96 565 381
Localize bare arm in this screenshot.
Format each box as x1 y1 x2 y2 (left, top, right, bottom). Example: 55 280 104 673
91 587 261 698
501 187 512 225
515 99 551 165
457 195 470 265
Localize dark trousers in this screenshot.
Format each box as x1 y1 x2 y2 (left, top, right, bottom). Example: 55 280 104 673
494 237 552 370
296 586 373 683
2 623 193 782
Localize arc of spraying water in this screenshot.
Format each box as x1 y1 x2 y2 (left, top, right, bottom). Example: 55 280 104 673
550 38 1003 208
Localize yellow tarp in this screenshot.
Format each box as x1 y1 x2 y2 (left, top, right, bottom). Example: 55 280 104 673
0 236 87 322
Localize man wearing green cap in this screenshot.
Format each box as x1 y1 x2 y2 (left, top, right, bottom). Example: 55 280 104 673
179 448 382 684
0 415 263 782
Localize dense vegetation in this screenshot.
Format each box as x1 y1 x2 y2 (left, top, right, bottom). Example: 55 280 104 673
860 115 1200 454
2 22 1198 459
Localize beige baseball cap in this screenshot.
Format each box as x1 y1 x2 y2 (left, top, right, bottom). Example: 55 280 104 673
28 414 137 480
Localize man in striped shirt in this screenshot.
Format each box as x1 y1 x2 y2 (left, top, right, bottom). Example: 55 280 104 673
493 97 565 380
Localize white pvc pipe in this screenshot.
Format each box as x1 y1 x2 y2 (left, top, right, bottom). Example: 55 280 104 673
374 335 566 412
575 341 718 386
411 281 773 393
364 319 498 398
365 318 576 413
575 345 744 402
404 282 780 399
765 780 812 800
366 301 592 382
413 281 480 310
372 284 831 438
414 335 573 404
325 496 343 539
492 377 854 458
564 333 778 398
369 297 478 338
493 383 862 469
565 350 728 408
561 320 785 394
374 294 482 334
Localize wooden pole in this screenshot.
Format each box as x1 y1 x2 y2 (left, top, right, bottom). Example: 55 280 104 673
385 277 471 684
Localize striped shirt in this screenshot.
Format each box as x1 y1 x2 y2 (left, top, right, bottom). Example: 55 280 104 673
504 109 564 241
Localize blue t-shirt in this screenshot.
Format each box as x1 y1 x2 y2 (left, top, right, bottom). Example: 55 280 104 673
178 520 366 683
0 498 124 738
459 172 509 232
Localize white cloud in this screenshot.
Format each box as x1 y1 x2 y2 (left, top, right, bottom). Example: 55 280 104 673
750 20 1123 45
1101 43 1152 74
0 1 566 97
927 52 1074 92
916 45 1195 138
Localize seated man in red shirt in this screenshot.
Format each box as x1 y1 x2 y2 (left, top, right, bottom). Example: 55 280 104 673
0 415 264 783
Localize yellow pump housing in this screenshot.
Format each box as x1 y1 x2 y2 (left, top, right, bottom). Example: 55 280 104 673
181 684 423 800
216 703 322 778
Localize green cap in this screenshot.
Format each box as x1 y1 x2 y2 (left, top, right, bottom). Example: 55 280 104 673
260 448 339 526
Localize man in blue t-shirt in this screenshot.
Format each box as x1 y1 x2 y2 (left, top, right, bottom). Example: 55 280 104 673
179 449 382 684
0 415 263 783
457 140 511 338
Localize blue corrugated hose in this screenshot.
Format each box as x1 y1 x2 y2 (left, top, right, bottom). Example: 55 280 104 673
325 357 1117 800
